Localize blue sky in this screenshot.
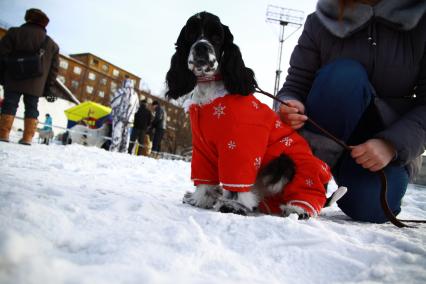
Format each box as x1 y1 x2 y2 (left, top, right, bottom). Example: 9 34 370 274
0 0 316 104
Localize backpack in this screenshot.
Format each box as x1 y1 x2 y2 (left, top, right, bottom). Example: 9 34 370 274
4 36 49 80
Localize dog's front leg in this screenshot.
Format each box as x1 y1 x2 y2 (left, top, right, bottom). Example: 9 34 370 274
183 184 222 209
214 190 259 216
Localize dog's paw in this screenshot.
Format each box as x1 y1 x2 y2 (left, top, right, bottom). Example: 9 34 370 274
280 204 310 220
182 184 222 209
214 198 250 216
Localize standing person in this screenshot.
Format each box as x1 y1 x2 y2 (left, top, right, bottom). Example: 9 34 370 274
128 99 152 154
110 77 139 153
0 8 59 145
148 100 167 156
275 0 426 223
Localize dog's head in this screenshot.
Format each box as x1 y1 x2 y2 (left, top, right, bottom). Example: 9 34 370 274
166 11 257 100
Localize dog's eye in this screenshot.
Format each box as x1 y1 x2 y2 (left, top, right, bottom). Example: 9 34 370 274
205 23 224 44
211 35 222 44
185 20 201 43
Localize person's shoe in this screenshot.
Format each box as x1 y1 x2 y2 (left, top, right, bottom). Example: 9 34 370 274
0 114 15 142
18 118 38 145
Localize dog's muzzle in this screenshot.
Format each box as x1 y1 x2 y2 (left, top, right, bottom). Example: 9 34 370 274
188 39 219 76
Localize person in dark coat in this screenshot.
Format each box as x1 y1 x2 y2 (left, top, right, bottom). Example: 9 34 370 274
0 8 59 145
148 100 167 155
128 99 152 154
275 0 426 223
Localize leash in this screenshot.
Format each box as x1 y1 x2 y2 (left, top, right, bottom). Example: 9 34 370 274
255 86 425 228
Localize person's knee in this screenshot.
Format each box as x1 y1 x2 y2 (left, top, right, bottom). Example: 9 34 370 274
311 58 370 105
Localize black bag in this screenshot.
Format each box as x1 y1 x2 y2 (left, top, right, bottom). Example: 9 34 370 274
4 36 49 80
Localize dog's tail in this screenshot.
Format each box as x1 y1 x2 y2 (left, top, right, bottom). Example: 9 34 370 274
254 154 295 197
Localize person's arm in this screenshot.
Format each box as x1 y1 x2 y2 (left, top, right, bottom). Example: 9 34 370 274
44 40 59 101
274 14 321 129
151 107 163 129
0 30 15 84
353 42 426 170
0 30 14 56
45 39 59 92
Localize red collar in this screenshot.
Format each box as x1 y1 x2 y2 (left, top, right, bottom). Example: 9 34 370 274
197 74 223 83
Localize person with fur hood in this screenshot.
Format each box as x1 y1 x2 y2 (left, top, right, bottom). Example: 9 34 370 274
110 77 139 153
0 8 59 145
275 0 426 223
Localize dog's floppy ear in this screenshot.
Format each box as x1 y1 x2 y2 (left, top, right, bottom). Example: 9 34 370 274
166 26 197 100
220 25 257 96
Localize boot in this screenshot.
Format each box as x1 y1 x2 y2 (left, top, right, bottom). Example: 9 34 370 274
0 114 15 142
19 118 38 145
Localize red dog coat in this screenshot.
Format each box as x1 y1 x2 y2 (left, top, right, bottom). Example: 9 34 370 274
189 94 331 216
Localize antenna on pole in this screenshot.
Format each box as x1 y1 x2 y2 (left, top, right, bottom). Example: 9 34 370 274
266 5 304 95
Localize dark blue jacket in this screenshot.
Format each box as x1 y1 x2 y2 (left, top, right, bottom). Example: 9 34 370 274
277 0 426 174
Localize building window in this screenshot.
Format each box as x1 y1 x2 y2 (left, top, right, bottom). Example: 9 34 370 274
147 98 153 104
99 91 105 98
86 86 94 94
92 58 99 66
57 75 66 84
73 66 82 75
140 95 146 100
111 82 117 91
100 78 107 85
112 69 120 77
71 80 79 89
88 72 96 80
59 59 69 69
102 64 109 72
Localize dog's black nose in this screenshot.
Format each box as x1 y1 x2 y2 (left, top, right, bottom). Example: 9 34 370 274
194 58 208 67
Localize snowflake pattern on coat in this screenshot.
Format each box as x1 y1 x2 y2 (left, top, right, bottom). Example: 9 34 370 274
228 140 237 150
213 104 226 118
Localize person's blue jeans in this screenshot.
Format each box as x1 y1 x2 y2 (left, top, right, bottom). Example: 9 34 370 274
305 59 408 223
1 92 39 118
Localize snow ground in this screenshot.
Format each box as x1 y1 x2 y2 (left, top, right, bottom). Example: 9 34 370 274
0 142 425 284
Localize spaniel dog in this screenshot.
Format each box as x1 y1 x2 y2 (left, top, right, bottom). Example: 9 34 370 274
166 12 342 219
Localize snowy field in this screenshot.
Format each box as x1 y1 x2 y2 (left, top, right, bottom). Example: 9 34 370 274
0 142 425 284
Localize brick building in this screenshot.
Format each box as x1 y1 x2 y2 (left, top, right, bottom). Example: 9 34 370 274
57 53 140 106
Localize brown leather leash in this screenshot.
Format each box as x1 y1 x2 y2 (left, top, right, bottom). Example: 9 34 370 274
255 86 425 228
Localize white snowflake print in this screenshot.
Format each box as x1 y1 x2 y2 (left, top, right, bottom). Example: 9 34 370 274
254 157 262 169
321 164 328 172
213 103 226 118
275 120 282 128
281 136 293 147
252 101 259 109
305 178 314 187
228 140 237 150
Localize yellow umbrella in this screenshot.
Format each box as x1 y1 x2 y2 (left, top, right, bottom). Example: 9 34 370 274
64 101 111 122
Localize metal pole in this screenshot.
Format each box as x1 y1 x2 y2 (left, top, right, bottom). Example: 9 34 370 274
274 21 287 96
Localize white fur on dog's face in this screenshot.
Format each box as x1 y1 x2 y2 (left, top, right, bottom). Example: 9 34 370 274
187 39 219 76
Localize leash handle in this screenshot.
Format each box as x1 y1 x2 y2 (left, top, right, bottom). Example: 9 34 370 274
255 86 423 228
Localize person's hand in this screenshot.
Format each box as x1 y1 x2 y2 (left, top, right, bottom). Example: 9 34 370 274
350 138 396 172
278 100 308 129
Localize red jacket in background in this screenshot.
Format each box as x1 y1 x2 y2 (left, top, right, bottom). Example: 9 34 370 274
189 94 331 216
